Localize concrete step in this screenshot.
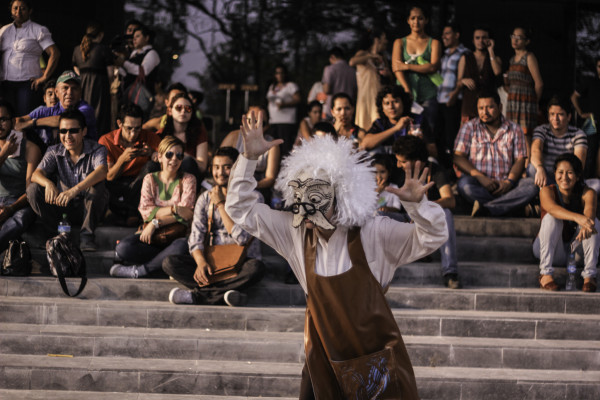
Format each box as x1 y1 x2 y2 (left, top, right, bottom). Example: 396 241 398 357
2 297 600 341
21 216 538 253
2 275 599 313
1 354 599 399
0 389 295 400
3 322 600 371
453 215 539 238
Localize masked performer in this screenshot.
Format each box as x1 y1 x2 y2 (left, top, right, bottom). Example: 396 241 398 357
225 112 448 399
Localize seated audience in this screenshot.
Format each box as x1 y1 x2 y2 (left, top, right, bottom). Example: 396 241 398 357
0 100 42 252
454 91 538 217
28 79 58 146
296 100 323 145
157 92 208 181
331 92 365 142
98 103 161 225
110 136 196 278
394 135 460 288
530 95 588 188
16 70 98 141
361 85 429 155
143 82 187 131
27 109 108 251
163 147 265 306
220 105 280 200
533 154 598 293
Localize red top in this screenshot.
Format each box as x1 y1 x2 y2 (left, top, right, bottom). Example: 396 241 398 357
98 128 161 177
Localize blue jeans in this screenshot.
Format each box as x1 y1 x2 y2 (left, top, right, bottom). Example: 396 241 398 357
0 196 36 253
457 176 538 216
115 236 189 273
380 208 457 275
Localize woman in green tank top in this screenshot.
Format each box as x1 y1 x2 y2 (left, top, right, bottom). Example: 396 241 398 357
391 5 441 158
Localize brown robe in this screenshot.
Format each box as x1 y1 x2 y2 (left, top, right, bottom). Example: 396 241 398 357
299 227 420 399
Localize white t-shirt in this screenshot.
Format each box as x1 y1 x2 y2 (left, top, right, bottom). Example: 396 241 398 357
267 81 299 124
0 20 55 81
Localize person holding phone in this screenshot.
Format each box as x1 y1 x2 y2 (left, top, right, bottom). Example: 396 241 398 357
98 103 161 226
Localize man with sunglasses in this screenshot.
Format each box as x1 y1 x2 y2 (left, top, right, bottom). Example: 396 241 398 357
27 109 108 251
99 103 160 225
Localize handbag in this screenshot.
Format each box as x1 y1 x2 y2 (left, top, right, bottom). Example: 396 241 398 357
1 240 32 276
46 233 87 297
124 65 154 114
200 201 252 287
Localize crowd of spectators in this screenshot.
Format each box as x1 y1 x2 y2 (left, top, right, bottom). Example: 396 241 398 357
0 1 598 301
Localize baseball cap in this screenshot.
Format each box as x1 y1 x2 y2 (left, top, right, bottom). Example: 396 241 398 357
56 70 81 85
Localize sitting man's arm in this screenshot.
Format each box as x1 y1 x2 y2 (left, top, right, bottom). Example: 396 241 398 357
530 138 547 187
453 151 497 193
54 164 107 207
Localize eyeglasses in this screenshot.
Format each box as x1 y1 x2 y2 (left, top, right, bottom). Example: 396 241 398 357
291 202 317 215
173 105 192 113
510 34 527 41
0 117 11 123
123 125 142 132
165 151 184 160
59 128 81 134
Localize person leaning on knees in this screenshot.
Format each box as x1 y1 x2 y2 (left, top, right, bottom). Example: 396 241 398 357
27 109 108 251
98 103 161 226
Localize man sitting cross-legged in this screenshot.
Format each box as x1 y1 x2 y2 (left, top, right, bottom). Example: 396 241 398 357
163 146 265 307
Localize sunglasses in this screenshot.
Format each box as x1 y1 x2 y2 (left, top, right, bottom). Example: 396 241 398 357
165 151 184 160
59 128 81 134
173 104 192 113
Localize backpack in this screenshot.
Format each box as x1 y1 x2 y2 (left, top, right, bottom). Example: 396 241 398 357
46 233 87 297
1 240 32 276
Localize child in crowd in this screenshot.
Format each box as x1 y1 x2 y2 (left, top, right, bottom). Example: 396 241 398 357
372 153 402 217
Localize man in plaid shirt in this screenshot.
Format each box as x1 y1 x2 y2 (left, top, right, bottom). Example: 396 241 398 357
454 91 538 216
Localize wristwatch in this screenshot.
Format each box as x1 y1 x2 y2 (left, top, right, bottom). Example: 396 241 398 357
151 218 160 228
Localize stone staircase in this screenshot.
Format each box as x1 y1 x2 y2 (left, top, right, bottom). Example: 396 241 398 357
1 216 600 399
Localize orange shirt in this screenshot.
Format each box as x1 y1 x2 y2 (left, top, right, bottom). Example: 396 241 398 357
98 128 161 177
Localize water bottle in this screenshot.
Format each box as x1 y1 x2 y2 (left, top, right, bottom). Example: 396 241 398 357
565 252 577 291
57 213 71 235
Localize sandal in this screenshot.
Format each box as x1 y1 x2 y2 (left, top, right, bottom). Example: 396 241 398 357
539 275 559 291
583 277 597 293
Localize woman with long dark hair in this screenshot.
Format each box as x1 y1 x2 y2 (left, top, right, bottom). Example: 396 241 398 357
157 92 208 182
534 153 598 292
72 21 113 134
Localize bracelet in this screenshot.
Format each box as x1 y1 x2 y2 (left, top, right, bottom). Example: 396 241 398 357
32 118 37 128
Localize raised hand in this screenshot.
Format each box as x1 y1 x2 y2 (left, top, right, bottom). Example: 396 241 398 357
240 111 283 160
386 161 434 203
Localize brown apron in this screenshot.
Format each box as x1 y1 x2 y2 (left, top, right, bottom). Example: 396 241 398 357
300 227 420 399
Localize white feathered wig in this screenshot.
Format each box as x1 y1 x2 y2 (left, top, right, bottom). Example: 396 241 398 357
275 136 377 228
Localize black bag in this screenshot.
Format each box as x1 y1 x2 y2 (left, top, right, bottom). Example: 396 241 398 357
46 234 87 297
1 240 32 276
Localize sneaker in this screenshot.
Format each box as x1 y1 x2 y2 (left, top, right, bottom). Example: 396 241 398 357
169 287 194 304
443 273 461 289
110 264 143 279
224 290 248 307
583 277 597 293
80 237 97 252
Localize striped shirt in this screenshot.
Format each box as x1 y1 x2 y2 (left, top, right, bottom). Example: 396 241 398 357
454 116 527 181
437 44 469 104
532 124 587 172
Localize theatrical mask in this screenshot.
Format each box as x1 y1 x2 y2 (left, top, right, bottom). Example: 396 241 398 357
288 170 335 230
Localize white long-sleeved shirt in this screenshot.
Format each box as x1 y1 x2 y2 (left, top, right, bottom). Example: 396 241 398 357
226 155 449 293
